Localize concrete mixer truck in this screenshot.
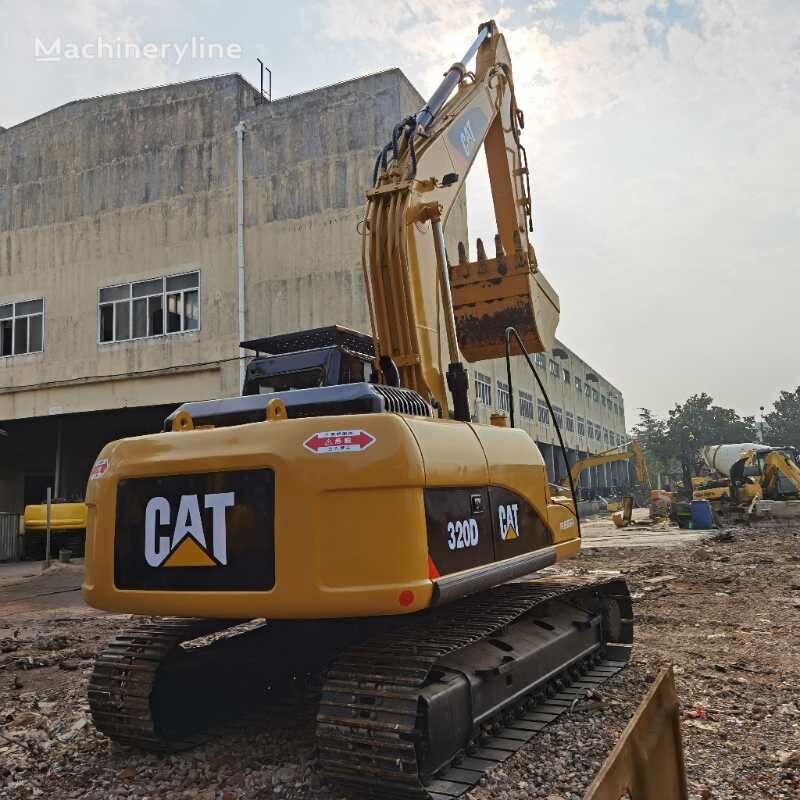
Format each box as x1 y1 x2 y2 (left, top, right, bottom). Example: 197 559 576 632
694 442 800 513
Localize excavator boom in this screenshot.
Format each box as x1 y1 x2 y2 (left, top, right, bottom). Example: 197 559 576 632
364 21 559 417
569 441 650 491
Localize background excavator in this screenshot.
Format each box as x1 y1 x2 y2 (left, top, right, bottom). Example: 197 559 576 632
694 443 800 514
82 22 636 798
547 442 650 527
568 441 650 503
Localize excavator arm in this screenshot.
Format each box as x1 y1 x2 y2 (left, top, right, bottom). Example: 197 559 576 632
762 449 800 499
363 20 560 418
569 442 651 491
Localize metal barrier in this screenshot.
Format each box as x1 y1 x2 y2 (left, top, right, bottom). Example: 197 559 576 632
0 513 22 561
584 666 689 800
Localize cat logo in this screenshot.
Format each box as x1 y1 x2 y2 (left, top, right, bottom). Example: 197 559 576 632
498 503 520 541
459 118 477 158
447 109 488 167
144 492 235 568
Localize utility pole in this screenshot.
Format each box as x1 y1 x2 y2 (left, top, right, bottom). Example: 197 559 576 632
44 486 52 570
759 406 765 443
54 418 63 498
235 121 247 390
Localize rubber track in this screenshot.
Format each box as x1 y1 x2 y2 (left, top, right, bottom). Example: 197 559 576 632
317 577 632 799
88 617 236 752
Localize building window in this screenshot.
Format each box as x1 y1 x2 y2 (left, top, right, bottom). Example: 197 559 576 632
563 368 571 384
592 388 599 402
0 299 44 357
99 271 200 344
596 425 602 442
585 383 592 398
565 411 574 432
537 399 550 425
617 433 623 446
519 390 534 419
603 428 609 445
601 394 607 408
575 376 582 393
534 352 546 369
553 405 563 427
577 416 585 437
497 380 510 413
475 372 492 406
587 420 594 440
548 359 560 379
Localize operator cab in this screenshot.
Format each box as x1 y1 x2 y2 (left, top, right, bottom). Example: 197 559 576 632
163 326 432 432
241 326 373 395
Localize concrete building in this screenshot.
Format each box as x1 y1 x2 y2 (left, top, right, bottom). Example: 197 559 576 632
466 342 627 493
0 70 626 513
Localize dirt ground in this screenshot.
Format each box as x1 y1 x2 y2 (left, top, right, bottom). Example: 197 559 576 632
0 522 798 800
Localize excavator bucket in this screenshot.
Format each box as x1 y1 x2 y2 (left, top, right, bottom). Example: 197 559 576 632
611 496 634 528
450 235 560 362
623 496 634 525
583 666 689 800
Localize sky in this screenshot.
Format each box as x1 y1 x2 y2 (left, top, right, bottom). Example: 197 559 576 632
1 0 798 425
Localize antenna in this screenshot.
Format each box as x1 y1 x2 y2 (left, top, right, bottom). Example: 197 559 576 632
256 58 272 104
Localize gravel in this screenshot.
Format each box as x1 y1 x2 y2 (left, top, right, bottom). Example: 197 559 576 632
1 523 797 799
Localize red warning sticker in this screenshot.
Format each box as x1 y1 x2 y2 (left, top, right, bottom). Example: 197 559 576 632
89 459 109 480
303 429 375 454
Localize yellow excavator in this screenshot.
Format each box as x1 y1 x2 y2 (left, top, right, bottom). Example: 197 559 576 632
83 22 632 798
22 501 87 559
569 442 650 501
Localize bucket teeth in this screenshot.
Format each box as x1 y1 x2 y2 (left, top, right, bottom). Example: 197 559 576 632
457 241 469 277
529 242 539 270
494 234 505 258
476 238 488 273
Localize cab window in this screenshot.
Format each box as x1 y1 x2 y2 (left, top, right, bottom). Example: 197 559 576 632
255 368 324 394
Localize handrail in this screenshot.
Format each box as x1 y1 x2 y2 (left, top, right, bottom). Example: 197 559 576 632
504 326 581 533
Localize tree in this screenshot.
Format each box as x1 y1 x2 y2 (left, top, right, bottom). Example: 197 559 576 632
764 386 800 448
665 393 757 462
631 394 757 483
631 408 670 479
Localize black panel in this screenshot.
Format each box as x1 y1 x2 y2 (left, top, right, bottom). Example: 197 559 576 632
489 486 552 560
163 383 432 431
114 469 274 591
240 325 374 358
424 488 494 577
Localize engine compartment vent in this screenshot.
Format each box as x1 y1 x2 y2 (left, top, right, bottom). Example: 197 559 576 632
164 383 432 431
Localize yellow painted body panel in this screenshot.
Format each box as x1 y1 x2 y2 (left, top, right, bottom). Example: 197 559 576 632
763 451 800 498
692 482 762 504
692 486 730 502
737 482 762 503
83 414 580 620
24 502 87 532
467 422 577 543
404 417 489 487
